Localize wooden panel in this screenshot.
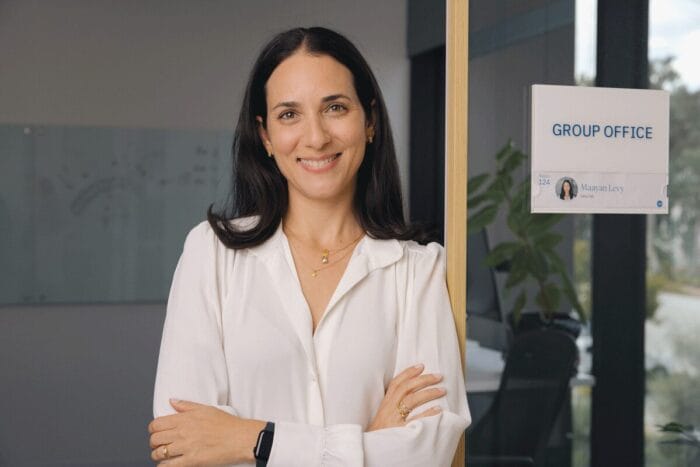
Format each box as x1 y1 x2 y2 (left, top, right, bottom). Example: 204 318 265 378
446 1 468 466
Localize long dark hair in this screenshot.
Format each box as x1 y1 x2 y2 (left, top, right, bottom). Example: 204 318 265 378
559 179 574 200
207 27 431 248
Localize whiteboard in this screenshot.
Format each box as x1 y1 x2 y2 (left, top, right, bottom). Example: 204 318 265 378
0 124 232 304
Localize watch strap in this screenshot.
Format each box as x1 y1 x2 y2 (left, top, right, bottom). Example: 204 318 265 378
254 421 275 467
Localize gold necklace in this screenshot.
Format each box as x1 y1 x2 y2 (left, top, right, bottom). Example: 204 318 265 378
293 244 356 277
284 229 365 265
287 235 362 278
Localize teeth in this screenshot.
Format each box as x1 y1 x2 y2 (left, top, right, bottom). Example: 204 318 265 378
298 153 340 169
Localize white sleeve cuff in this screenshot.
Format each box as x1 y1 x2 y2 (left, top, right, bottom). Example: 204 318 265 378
267 422 363 467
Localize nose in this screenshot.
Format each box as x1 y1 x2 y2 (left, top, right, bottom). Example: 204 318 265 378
304 114 331 149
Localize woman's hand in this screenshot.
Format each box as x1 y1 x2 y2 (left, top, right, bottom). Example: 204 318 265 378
148 399 265 466
367 364 446 431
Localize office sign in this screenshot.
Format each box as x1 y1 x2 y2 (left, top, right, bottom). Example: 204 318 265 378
530 84 669 214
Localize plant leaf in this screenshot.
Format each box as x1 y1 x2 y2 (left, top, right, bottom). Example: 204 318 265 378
469 188 506 210
550 254 587 323
546 249 566 271
526 249 549 281
484 242 522 268
501 149 527 174
505 251 529 289
468 192 490 210
507 209 529 238
468 173 490 196
483 182 507 204
468 204 498 232
535 282 561 313
505 268 528 289
511 178 530 208
533 232 564 251
527 213 564 237
509 184 530 227
511 290 527 322
495 141 514 161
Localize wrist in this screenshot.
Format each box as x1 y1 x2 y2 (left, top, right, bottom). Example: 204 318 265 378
252 421 275 467
241 419 267 462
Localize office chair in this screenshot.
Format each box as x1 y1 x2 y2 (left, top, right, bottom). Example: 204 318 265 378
466 329 579 466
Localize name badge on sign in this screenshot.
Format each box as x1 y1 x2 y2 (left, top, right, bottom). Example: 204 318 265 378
530 84 669 214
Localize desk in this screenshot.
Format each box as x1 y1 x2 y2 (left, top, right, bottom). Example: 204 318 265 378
465 339 595 393
465 340 504 393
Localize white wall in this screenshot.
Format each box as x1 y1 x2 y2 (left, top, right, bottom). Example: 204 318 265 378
0 0 411 198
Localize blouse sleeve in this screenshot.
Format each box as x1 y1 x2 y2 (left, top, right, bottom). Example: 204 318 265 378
267 243 471 467
153 222 236 418
154 227 469 466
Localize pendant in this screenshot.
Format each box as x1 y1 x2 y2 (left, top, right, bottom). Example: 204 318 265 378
321 249 329 264
312 270 319 278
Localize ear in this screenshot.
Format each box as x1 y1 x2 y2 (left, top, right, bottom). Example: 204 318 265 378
256 116 273 155
366 99 378 130
365 99 378 142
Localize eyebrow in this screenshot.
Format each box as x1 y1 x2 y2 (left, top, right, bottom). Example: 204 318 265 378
271 94 351 111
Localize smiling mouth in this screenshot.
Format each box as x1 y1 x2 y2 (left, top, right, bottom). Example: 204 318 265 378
297 153 341 169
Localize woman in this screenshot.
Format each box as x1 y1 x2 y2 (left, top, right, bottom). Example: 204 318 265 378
149 27 470 466
559 179 575 200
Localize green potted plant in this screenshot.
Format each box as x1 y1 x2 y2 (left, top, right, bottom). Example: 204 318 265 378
467 141 586 333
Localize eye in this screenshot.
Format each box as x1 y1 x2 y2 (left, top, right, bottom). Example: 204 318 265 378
326 103 348 113
278 110 297 120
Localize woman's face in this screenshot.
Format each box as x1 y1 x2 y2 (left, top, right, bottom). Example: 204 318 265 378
563 181 571 194
258 50 370 205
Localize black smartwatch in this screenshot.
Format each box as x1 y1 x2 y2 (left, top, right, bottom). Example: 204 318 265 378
253 421 275 467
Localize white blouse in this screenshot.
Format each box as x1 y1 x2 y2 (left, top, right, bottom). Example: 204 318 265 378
153 219 471 467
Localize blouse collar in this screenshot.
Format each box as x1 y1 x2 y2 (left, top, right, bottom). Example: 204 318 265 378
246 218 404 272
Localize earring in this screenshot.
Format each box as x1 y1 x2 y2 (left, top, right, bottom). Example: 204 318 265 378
367 128 375 144
267 153 273 158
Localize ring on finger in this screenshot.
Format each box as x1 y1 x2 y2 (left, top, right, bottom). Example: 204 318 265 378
397 401 411 421
162 445 169 459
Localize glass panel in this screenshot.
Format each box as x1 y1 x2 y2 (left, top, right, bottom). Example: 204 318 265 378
646 1 700 465
466 1 582 465
0 124 231 304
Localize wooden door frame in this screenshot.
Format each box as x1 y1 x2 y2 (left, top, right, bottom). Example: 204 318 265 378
446 1 468 466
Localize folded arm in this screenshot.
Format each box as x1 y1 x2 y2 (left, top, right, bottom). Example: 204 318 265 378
153 227 470 466
268 244 470 467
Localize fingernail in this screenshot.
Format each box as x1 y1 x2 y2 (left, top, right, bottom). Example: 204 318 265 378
170 398 180 404
433 406 442 413
413 363 424 370
433 373 443 380
438 387 447 394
